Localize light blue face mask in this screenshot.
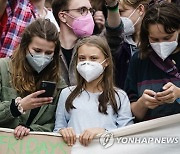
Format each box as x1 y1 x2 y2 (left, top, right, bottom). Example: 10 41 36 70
26 53 53 73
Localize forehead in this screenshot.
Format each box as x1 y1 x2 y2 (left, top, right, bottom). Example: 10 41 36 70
78 44 105 56
119 1 134 10
68 0 91 8
30 36 55 50
148 24 168 37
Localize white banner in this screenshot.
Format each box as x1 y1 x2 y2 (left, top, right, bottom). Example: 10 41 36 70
1 113 180 154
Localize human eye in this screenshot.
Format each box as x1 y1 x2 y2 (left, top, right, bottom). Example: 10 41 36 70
45 51 54 55
149 37 159 42
90 56 98 61
80 7 88 15
78 56 86 61
33 48 41 53
163 35 173 41
119 9 124 13
89 8 95 16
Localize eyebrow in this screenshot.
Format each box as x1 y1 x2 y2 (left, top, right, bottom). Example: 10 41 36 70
32 47 54 53
149 34 173 39
78 54 98 56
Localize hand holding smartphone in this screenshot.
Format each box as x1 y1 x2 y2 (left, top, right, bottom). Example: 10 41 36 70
38 81 56 97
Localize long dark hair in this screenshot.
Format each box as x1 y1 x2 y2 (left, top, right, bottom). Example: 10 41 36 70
139 2 180 59
65 35 119 115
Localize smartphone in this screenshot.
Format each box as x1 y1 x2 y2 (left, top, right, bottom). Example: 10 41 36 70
38 81 56 97
159 88 164 92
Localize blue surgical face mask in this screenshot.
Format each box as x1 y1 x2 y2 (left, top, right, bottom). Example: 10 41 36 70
26 53 53 73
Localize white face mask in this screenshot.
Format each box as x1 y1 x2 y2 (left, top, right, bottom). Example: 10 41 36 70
26 53 53 73
150 40 178 61
121 6 141 36
120 17 135 36
76 60 106 82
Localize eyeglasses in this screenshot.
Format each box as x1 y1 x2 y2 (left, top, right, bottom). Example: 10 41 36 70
63 7 95 16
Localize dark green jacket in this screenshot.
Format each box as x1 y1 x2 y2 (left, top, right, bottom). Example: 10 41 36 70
0 58 67 131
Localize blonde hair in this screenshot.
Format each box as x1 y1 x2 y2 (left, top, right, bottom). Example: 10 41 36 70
119 0 150 9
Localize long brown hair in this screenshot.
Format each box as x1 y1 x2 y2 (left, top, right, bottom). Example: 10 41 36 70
10 19 60 97
65 35 120 115
139 2 180 59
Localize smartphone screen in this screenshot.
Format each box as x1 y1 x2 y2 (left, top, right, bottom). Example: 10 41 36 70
38 81 56 97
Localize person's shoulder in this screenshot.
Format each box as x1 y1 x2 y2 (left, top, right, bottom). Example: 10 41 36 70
0 57 11 66
114 87 128 98
113 87 129 107
0 57 11 62
61 86 76 94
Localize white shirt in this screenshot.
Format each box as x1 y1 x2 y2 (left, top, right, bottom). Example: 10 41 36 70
54 86 134 134
45 8 60 32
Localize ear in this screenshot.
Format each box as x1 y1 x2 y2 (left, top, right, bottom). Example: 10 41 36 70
138 4 145 16
58 12 67 23
104 58 109 67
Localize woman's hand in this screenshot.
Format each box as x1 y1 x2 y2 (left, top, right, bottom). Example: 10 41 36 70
14 125 30 140
139 89 160 109
20 90 53 111
60 127 76 146
155 82 180 104
79 128 105 146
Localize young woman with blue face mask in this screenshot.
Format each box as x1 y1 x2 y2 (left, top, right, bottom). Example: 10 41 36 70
124 2 180 122
0 19 66 139
54 35 134 146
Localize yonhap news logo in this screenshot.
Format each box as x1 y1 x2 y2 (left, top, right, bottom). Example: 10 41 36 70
99 132 115 148
99 132 179 149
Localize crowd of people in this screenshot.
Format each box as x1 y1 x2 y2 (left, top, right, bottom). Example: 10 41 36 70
0 0 179 147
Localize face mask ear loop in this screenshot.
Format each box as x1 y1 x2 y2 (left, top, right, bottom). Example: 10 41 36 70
63 11 76 19
128 7 138 19
100 59 108 70
28 50 34 57
100 59 107 65
63 12 75 29
133 16 140 27
127 6 140 30
175 34 179 42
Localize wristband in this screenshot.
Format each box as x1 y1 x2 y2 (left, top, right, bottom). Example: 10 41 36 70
15 97 26 114
106 2 119 12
